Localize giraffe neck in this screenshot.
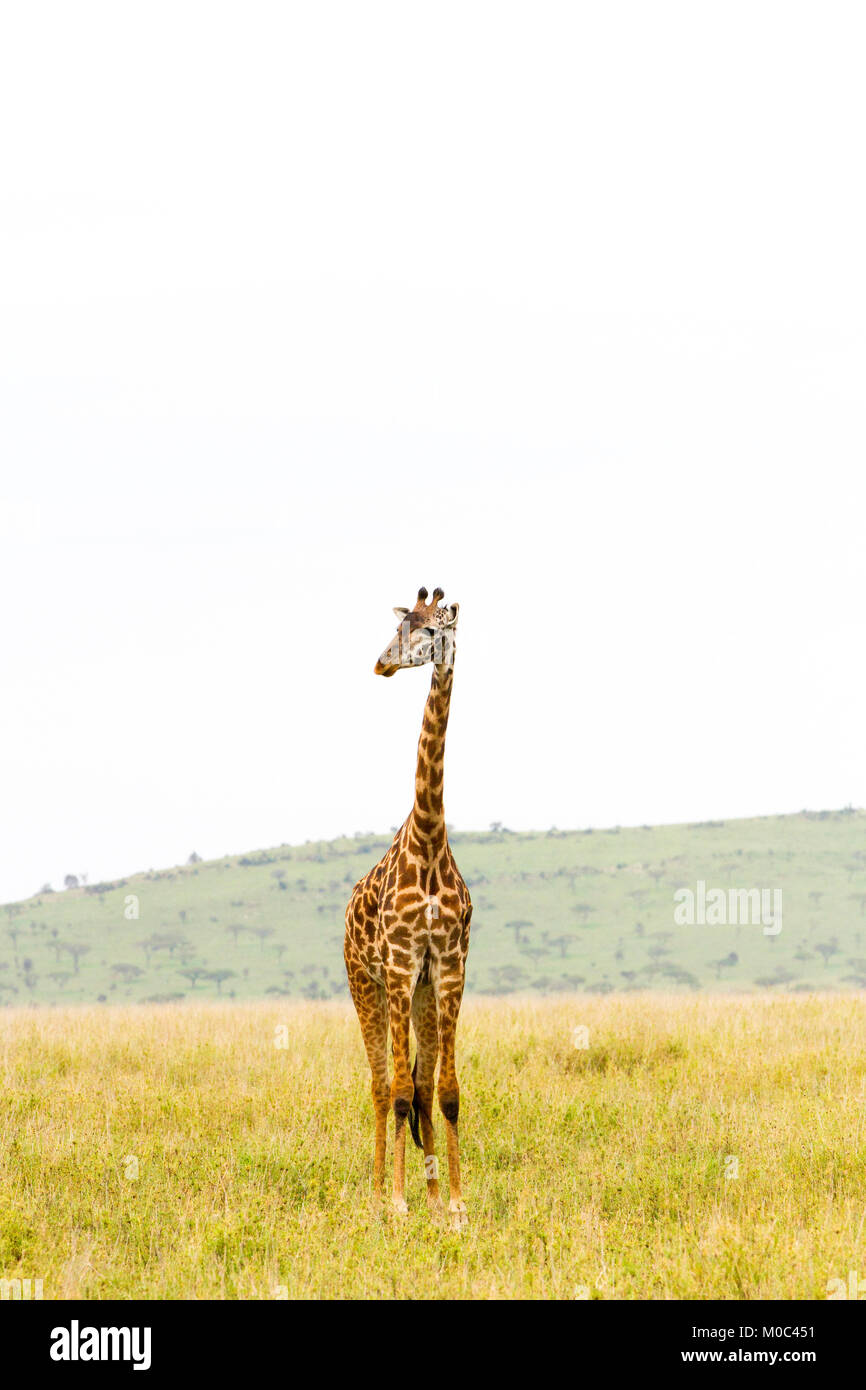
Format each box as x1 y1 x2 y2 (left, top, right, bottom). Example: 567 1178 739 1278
411 661 454 841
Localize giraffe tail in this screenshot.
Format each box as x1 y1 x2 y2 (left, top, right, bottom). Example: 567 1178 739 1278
408 1056 424 1150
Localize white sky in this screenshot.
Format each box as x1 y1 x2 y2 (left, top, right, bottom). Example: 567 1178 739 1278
1 2 864 904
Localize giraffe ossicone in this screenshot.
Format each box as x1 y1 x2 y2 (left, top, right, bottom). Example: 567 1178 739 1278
345 586 472 1225
374 587 459 677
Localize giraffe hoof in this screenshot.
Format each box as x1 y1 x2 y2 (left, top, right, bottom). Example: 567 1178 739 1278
391 1197 409 1219
449 1199 468 1231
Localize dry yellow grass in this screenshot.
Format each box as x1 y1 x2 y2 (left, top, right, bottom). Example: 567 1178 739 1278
1 994 864 1298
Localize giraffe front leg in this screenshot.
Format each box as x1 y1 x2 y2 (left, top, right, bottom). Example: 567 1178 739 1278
411 983 443 1219
436 977 467 1230
387 983 414 1218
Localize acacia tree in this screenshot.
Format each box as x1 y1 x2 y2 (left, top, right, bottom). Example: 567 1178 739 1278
708 951 738 981
63 942 90 974
546 934 572 958
147 932 189 957
111 963 143 984
206 969 236 994
518 945 548 967
178 968 208 989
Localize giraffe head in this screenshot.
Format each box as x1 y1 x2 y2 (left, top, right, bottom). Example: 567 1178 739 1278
374 586 459 676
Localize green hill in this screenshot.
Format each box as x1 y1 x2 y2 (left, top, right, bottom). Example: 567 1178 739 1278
3 809 865 1006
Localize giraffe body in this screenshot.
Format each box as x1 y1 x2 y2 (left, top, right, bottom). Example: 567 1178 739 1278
344 588 472 1226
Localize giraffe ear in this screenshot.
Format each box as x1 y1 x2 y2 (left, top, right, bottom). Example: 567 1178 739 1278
393 607 409 620
442 603 459 627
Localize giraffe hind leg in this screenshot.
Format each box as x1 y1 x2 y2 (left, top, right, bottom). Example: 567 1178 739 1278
386 974 416 1217
345 964 390 1204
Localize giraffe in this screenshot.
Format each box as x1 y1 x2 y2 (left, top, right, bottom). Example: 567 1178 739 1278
344 586 472 1229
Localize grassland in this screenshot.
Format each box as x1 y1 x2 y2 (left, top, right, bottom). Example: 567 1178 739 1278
2 808 865 1006
1 993 865 1299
